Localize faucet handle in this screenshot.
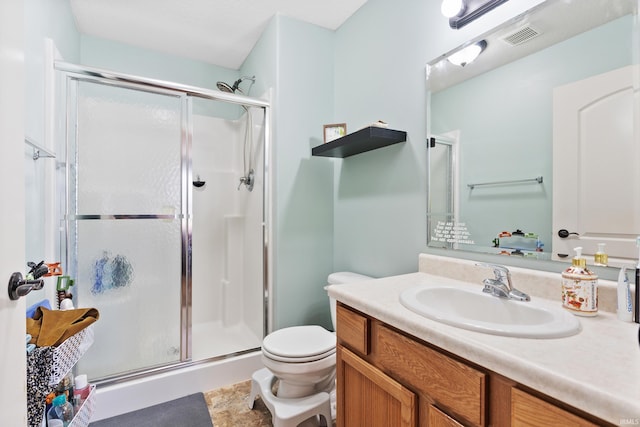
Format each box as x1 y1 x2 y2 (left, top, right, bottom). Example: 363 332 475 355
476 263 530 301
476 262 511 282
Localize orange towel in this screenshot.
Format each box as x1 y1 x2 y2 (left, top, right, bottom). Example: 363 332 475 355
27 306 99 347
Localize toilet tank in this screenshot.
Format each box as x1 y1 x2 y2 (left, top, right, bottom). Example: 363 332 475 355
327 272 373 330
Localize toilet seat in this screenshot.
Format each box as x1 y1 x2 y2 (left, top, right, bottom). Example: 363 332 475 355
262 325 336 363
262 346 335 363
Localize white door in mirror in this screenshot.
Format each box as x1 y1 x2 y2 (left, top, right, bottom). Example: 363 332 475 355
552 65 640 264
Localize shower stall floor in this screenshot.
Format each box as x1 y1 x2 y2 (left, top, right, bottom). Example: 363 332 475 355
192 320 262 361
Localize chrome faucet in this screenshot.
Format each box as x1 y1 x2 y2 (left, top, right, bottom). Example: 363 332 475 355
476 263 530 301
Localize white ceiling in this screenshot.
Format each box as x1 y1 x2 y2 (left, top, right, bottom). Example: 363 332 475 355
70 0 368 70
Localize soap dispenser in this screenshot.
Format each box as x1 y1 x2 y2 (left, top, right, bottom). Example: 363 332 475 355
561 247 598 316
594 243 608 266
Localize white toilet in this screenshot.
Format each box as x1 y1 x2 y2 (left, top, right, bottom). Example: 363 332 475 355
249 272 372 426
261 325 338 398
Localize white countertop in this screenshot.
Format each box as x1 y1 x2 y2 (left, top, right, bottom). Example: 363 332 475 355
328 270 640 425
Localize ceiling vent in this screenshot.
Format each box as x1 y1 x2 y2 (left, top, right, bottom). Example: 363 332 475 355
501 25 541 46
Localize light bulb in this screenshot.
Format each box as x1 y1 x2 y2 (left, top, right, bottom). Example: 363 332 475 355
441 0 464 18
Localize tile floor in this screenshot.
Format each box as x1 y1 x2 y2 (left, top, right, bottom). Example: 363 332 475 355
205 381 336 427
205 380 272 426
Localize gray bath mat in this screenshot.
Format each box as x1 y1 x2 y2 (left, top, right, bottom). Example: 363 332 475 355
89 392 213 427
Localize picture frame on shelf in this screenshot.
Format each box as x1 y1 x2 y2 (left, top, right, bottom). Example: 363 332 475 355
323 123 347 143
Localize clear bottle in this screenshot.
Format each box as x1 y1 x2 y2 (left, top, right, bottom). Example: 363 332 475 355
562 247 598 316
47 394 74 427
594 243 608 266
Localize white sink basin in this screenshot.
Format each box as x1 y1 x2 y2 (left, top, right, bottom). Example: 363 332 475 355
399 285 581 338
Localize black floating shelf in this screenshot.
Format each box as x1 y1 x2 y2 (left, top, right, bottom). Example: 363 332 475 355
311 126 407 158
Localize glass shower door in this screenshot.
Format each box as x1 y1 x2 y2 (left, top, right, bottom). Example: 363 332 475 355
69 79 188 380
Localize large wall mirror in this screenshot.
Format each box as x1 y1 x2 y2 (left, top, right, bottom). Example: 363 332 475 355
426 0 639 272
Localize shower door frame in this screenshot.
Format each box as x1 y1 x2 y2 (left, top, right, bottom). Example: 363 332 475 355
55 61 272 383
426 133 460 250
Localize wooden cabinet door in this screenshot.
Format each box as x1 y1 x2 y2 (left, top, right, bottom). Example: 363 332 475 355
337 345 416 427
428 405 465 427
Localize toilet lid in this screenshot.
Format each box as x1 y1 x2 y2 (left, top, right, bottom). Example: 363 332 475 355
262 325 336 360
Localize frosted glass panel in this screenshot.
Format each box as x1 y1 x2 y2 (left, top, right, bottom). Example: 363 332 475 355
69 79 185 380
74 81 182 215
74 219 182 379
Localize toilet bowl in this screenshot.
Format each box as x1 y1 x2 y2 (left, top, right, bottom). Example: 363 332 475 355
261 325 337 398
259 272 373 403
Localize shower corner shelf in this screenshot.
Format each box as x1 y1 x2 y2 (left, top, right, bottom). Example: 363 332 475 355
311 126 407 158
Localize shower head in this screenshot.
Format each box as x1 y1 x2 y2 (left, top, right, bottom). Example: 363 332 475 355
216 76 256 94
216 80 236 93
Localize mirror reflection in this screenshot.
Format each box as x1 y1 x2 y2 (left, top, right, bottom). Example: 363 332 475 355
426 0 639 269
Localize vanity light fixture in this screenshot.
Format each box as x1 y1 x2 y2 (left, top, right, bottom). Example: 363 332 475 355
447 40 487 67
441 0 465 18
442 0 510 29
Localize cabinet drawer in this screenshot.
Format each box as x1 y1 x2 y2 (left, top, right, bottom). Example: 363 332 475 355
336 304 369 355
374 324 486 426
511 388 598 427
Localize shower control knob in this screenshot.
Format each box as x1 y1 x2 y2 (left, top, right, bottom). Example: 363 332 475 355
237 169 255 192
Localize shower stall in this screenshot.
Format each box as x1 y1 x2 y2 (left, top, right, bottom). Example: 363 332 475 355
53 62 270 385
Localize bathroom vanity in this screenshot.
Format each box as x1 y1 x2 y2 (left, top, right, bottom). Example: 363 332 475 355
329 254 639 426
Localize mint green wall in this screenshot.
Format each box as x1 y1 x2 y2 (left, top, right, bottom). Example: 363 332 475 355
25 0 80 145
243 15 336 330
79 36 242 119
240 0 547 330
432 16 633 254
25 0 80 272
331 0 430 277
330 0 551 278
239 17 277 104
79 36 239 92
